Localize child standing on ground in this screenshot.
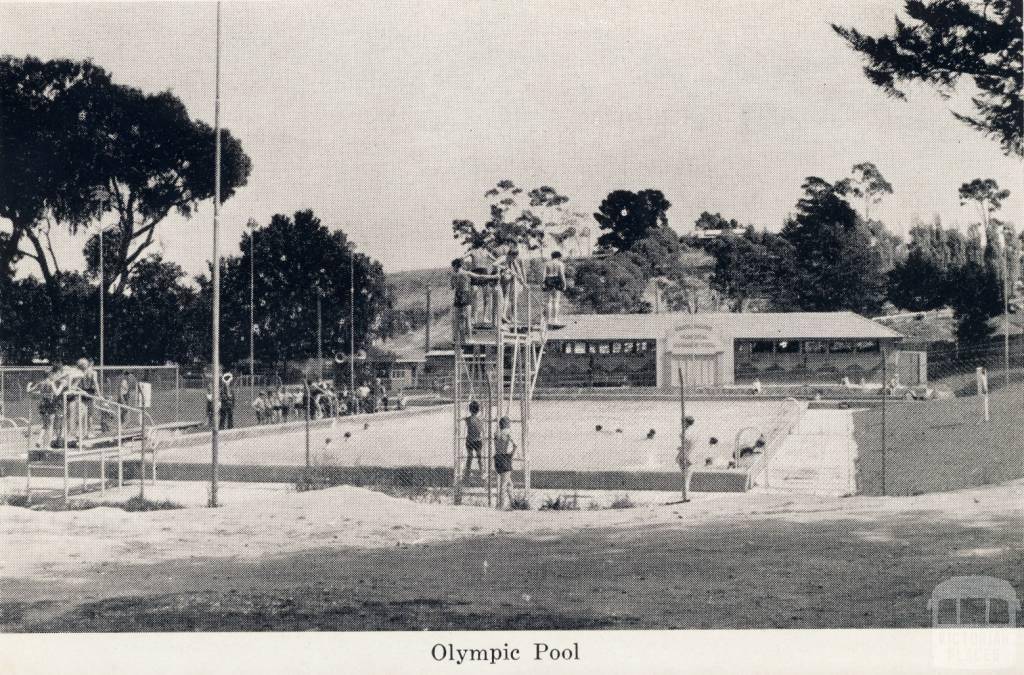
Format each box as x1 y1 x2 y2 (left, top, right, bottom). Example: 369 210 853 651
252 391 267 425
464 400 484 478
494 416 517 509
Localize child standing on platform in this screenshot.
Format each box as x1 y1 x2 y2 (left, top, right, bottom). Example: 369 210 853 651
494 416 517 509
543 251 567 324
467 239 497 326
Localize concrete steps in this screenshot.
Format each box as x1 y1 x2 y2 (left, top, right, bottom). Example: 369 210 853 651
751 410 858 497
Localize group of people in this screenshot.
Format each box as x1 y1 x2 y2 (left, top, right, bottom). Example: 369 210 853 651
450 241 567 340
244 376 406 427
27 358 142 449
462 400 518 509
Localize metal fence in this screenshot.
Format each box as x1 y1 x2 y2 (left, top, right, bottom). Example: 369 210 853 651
1 365 182 427
854 340 1024 496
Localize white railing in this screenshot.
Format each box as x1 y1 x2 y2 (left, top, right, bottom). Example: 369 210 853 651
25 389 158 502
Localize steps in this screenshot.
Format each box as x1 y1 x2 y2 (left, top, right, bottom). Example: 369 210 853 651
751 410 858 496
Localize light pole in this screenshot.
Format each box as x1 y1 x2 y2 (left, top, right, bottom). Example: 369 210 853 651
98 222 104 394
317 291 323 381
1000 225 1011 388
209 0 223 508
247 218 256 393
349 250 356 397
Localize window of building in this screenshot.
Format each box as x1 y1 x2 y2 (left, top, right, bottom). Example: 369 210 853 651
562 342 573 354
830 341 854 354
573 342 586 355
638 341 649 352
623 342 634 354
587 342 598 354
803 340 827 354
776 340 800 354
855 340 880 353
612 342 622 354
598 343 610 354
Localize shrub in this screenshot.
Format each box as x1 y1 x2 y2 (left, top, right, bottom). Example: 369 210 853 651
509 495 531 510
540 495 580 511
609 494 635 509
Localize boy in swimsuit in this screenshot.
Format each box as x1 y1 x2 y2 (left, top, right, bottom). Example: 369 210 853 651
28 364 65 448
464 400 484 478
466 239 496 326
543 251 567 323
494 416 517 509
500 245 527 325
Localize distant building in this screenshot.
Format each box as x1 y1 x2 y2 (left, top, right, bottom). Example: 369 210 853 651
537 311 908 390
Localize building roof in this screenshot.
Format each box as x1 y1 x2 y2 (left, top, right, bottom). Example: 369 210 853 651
549 312 904 342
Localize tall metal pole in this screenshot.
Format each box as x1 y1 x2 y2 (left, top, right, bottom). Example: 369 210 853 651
209 0 223 508
425 286 432 354
1003 231 1011 388
98 225 104 395
349 252 355 397
679 365 688 503
249 218 256 393
880 347 887 497
317 293 323 380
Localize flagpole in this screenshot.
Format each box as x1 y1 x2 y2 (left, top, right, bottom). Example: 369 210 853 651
210 0 223 507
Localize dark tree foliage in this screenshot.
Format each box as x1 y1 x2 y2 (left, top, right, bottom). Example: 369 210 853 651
593 189 672 252
834 0 1023 155
217 210 388 368
565 255 650 314
887 246 948 311
0 57 113 290
887 221 970 310
452 181 559 251
104 256 204 365
693 211 741 231
951 259 1003 344
702 226 798 312
780 178 887 315
0 55 252 303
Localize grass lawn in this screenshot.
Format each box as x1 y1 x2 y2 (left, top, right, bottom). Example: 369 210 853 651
854 383 1024 496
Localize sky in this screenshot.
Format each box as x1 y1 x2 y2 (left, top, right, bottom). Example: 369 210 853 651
2 0 1022 278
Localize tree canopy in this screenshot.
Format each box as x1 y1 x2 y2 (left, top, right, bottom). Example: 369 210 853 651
452 181 568 252
833 0 1023 155
0 55 252 300
780 177 887 315
218 210 388 367
593 189 672 252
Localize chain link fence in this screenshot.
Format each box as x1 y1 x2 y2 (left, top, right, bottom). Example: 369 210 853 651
855 339 1024 496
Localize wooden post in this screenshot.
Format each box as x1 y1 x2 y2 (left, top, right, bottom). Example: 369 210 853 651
523 336 531 496
25 398 32 504
62 393 69 501
117 405 123 488
452 310 462 504
305 381 312 480
880 349 887 497
679 366 689 503
425 286 432 354
139 408 146 500
485 366 493 507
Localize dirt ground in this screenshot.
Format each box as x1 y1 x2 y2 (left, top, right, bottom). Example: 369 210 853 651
1 477 1021 631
